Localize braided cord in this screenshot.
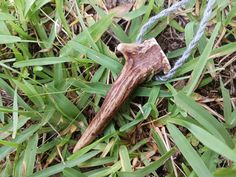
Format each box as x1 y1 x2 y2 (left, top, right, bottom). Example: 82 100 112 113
135 0 216 81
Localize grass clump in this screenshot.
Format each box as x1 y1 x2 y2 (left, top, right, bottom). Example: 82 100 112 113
0 0 236 176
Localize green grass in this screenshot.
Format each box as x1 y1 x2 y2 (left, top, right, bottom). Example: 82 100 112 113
0 0 236 176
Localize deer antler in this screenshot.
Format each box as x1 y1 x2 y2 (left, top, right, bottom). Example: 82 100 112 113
73 38 170 152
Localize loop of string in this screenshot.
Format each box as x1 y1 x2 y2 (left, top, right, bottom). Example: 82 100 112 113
136 0 216 81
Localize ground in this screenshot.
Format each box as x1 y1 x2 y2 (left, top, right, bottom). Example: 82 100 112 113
0 0 236 177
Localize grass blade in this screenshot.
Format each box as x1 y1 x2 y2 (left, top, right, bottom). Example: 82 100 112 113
0 140 18 148
23 133 38 176
169 118 236 162
214 168 236 177
0 94 4 123
13 80 45 109
14 57 75 68
70 41 122 74
151 129 174 175
84 162 121 177
29 151 100 177
61 14 114 55
119 145 132 172
0 35 21 44
118 148 176 177
167 123 213 177
185 23 221 94
0 78 31 110
24 0 37 16
0 125 39 161
12 88 18 139
0 109 54 161
220 80 232 125
63 168 87 177
0 12 16 20
174 91 233 148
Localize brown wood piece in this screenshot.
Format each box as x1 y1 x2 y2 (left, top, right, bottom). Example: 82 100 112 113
73 38 170 152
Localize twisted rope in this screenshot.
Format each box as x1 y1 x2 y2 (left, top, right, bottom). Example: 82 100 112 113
136 0 216 81
136 0 189 44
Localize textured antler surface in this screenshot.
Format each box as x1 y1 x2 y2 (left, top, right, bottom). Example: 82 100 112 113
73 38 170 152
